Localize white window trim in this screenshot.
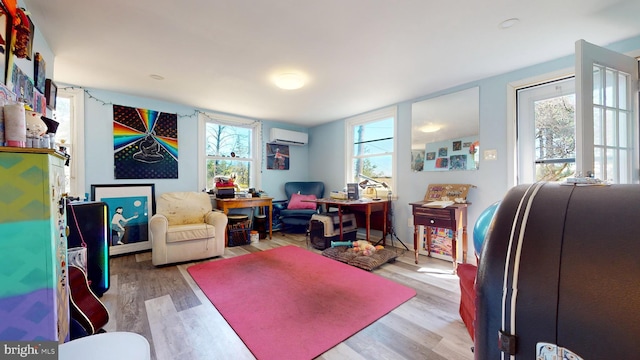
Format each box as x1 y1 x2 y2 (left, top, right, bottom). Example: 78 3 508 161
516 76 576 184
344 106 398 186
575 41 640 183
57 87 85 198
507 68 574 187
197 112 262 191
507 48 640 187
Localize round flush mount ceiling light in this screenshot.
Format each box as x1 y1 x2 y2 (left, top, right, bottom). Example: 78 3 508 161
420 123 441 133
149 74 165 80
499 18 520 29
274 73 305 90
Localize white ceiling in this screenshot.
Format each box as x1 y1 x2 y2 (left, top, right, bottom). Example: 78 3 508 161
411 86 479 149
23 0 640 127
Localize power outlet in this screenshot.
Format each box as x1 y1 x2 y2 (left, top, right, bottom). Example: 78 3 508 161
484 149 498 161
408 217 413 227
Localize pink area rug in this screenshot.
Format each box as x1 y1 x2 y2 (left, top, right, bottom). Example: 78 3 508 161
187 245 416 360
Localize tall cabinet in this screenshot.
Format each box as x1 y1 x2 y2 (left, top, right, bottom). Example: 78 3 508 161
0 148 70 343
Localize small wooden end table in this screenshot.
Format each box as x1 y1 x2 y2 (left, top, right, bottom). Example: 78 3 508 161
409 201 469 272
213 197 273 245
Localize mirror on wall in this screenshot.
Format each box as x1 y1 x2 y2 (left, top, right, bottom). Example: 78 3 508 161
411 86 480 171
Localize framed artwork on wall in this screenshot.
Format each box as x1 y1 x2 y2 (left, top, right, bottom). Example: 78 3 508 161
25 16 33 60
0 2 10 85
34 52 45 93
449 154 468 170
435 157 448 168
45 78 56 110
22 75 33 108
9 62 21 96
113 104 179 179
91 183 156 256
411 150 425 171
33 90 46 113
11 7 32 60
266 143 289 170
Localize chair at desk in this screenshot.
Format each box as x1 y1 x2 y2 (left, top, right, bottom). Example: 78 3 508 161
275 181 324 233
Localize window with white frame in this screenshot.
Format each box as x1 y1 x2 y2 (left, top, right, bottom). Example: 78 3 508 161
582 63 635 183
198 113 261 191
54 87 85 197
516 44 639 185
345 106 397 191
517 77 576 183
575 40 639 184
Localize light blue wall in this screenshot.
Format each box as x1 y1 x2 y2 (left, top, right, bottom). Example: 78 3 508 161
307 120 346 193
81 89 197 195
78 88 311 201
309 34 640 260
259 123 311 199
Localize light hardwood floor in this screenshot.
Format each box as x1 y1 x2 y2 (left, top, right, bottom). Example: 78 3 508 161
101 232 474 360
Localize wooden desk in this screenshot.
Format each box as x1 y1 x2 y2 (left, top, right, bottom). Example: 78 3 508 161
213 197 273 241
409 202 469 271
312 198 388 244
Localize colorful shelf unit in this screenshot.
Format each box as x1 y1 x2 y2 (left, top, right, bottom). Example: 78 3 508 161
0 147 70 343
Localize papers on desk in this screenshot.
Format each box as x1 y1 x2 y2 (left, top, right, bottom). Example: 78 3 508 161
329 191 348 200
422 200 455 208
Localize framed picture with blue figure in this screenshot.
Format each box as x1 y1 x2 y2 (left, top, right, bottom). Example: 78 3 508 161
91 183 156 256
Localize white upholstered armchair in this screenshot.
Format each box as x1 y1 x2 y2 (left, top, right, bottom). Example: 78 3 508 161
150 192 227 266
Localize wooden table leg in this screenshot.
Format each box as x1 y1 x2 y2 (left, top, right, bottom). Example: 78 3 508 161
414 225 419 264
222 207 229 247
381 202 388 245
461 225 467 263
365 205 371 243
426 226 432 257
452 230 458 274
268 204 272 239
338 206 343 241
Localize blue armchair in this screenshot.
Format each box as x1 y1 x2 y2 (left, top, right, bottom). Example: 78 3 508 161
274 181 325 232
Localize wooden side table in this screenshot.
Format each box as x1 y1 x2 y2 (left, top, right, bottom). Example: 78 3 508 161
212 197 273 245
409 202 469 272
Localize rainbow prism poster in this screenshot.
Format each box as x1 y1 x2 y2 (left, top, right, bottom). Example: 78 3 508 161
113 104 178 179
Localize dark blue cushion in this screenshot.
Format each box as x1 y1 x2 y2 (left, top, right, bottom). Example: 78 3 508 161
284 182 324 199
280 206 321 226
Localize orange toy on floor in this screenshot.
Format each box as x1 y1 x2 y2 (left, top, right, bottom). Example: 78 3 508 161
332 240 383 256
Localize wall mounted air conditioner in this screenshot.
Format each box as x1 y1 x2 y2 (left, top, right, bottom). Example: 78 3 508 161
269 128 308 146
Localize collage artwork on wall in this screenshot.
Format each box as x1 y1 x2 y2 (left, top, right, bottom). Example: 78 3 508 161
420 137 479 172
